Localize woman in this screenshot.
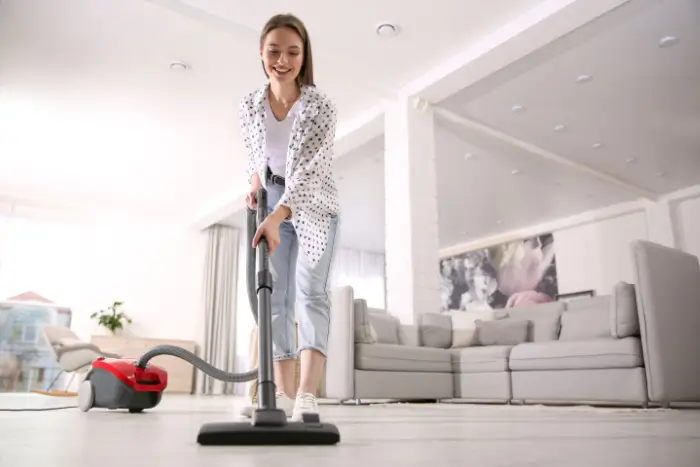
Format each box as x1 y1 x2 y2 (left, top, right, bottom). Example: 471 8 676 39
238 13 340 422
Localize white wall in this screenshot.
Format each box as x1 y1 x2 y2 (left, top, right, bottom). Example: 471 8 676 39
553 211 647 295
677 195 700 260
439 185 700 298
0 214 208 345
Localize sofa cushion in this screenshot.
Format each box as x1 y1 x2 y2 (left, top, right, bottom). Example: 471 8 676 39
418 313 453 348
451 345 513 373
611 281 640 338
446 310 498 347
509 337 643 371
559 307 611 341
353 299 377 344
475 318 529 346
355 343 452 373
368 312 401 345
495 301 565 342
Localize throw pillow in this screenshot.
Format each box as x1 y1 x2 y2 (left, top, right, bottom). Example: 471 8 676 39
419 313 453 348
353 299 377 344
475 318 530 346
447 310 498 347
611 281 640 338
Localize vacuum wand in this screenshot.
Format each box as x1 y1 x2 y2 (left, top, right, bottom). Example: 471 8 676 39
253 188 277 411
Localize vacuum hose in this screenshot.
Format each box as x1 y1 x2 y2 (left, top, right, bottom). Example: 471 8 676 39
134 204 262 383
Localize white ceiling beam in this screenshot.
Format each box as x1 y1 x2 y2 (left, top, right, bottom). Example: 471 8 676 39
401 0 632 103
433 105 657 201
660 183 700 203
142 0 396 99
187 104 385 231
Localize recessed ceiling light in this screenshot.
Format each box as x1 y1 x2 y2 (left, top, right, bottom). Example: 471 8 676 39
464 153 476 161
659 36 678 48
576 74 593 83
625 157 636 164
376 23 399 37
511 169 521 175
169 61 190 72
495 220 502 225
511 105 525 113
592 142 604 149
554 124 567 132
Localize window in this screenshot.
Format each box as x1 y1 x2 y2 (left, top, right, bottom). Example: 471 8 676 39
22 325 38 343
330 248 386 309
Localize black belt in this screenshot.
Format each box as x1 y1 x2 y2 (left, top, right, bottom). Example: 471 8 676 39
267 168 285 187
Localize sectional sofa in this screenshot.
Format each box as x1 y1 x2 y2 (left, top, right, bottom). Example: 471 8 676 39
324 240 700 408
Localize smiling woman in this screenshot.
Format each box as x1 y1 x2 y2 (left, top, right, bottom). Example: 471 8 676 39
237 13 340 423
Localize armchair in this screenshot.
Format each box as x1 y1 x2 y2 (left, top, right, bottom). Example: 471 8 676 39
41 325 121 392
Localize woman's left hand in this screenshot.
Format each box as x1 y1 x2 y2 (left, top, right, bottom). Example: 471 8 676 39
252 216 282 255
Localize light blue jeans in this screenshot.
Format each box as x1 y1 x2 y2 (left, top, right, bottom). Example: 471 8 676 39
265 182 339 361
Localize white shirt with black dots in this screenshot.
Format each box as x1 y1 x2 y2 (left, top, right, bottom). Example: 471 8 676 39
239 82 340 267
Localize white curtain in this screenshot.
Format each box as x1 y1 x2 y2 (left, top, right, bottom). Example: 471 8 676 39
197 224 239 395
330 248 386 309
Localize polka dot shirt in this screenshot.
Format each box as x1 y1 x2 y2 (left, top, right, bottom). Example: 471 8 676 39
239 83 340 267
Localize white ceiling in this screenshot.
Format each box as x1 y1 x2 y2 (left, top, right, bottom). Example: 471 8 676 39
1 0 698 253
0 0 540 220
432 0 700 246
441 0 700 196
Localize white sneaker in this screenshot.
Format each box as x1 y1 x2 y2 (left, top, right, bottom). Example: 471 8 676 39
291 392 318 422
239 392 295 418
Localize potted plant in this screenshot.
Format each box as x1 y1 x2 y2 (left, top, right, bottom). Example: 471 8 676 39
90 301 132 335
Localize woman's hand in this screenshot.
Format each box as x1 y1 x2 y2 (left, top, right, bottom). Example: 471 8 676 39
252 206 291 255
246 174 262 210
252 216 281 254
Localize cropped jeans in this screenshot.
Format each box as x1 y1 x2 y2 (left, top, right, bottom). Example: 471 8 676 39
265 182 339 361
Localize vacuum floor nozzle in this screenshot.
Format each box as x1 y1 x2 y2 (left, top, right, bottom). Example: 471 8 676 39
197 420 341 446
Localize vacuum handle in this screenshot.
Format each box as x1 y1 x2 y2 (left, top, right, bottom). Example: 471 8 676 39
255 187 270 277
245 187 270 324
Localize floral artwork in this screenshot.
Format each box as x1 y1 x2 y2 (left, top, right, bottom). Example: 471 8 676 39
439 234 558 311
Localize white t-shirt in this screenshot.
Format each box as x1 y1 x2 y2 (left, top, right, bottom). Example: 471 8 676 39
265 100 299 177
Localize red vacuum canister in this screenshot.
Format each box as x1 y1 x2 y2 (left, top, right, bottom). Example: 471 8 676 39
78 357 168 413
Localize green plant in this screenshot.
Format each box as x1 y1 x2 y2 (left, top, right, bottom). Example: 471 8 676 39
90 301 132 335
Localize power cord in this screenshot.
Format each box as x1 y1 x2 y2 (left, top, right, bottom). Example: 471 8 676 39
0 405 78 412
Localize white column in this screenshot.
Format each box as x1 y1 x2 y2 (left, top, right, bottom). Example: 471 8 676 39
645 199 679 249
383 95 442 324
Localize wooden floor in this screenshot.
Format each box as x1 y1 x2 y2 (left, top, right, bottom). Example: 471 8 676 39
1 393 700 467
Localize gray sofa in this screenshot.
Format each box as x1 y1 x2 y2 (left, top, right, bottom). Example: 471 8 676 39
324 240 700 408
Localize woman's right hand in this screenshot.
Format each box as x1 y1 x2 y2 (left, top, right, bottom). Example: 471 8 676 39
246 174 262 210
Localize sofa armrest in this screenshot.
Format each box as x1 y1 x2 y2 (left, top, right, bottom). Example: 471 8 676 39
631 240 700 404
324 286 355 401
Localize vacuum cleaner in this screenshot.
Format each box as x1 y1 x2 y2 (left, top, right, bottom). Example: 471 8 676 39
76 187 341 446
